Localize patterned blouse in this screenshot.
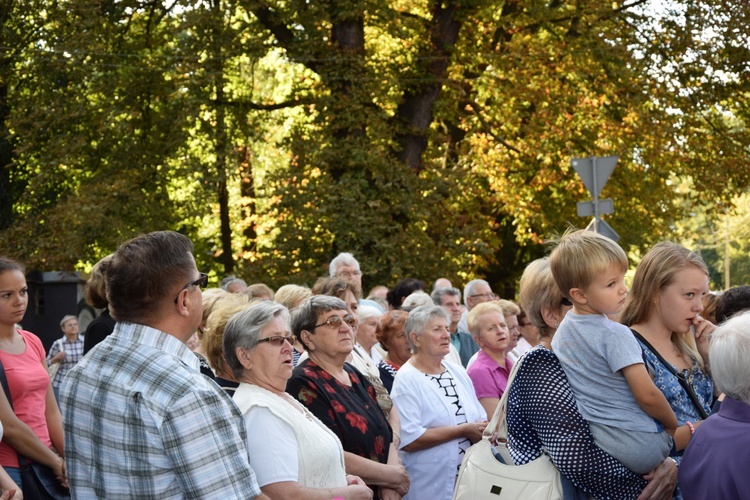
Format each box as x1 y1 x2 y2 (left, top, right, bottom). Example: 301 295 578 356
506 346 646 499
425 370 470 474
378 359 399 392
286 359 392 496
635 337 713 464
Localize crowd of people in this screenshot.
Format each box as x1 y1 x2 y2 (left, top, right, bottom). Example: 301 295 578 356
0 229 749 499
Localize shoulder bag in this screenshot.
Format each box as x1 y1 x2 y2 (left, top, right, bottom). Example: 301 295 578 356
453 353 563 500
47 339 63 381
631 329 709 420
0 359 71 500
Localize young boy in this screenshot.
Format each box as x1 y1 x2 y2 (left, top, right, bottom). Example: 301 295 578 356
549 230 677 474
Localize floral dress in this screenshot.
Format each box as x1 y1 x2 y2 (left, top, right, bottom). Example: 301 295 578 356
286 359 392 495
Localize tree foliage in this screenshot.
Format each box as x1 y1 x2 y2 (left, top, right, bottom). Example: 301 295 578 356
1 0 748 293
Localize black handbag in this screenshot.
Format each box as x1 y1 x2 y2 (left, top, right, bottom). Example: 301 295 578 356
0 359 71 500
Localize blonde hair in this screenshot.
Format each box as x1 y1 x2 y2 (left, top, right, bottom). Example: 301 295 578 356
274 284 312 310
518 258 562 341
203 293 251 375
495 299 521 320
467 302 505 338
85 254 113 309
245 283 274 301
621 242 709 371
549 229 628 300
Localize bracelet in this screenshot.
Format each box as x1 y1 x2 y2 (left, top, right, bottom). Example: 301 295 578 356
685 421 695 435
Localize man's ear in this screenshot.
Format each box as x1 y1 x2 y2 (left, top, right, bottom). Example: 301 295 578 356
569 288 586 304
174 291 191 318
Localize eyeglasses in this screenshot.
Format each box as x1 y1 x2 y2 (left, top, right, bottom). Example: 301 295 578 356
336 270 362 278
470 293 497 300
257 335 295 347
560 297 573 307
174 272 208 303
313 314 357 330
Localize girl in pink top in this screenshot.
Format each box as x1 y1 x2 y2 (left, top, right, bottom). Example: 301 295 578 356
0 257 66 492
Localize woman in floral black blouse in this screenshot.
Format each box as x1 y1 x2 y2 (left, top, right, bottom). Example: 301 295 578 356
287 295 409 500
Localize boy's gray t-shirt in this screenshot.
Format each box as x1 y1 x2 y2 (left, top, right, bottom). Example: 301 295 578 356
551 312 661 433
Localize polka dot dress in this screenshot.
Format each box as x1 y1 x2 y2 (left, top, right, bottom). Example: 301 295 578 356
506 347 647 499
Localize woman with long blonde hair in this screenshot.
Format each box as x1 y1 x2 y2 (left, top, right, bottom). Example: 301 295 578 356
621 242 715 491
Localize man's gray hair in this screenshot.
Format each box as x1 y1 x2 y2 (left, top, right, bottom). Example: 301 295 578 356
431 287 461 306
223 302 290 380
709 311 750 404
404 305 450 352
463 279 489 306
329 252 360 277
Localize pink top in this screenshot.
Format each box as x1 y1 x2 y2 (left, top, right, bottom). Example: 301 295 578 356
466 350 514 400
0 330 53 467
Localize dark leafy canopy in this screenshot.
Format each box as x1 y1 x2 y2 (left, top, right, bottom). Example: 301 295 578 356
0 0 748 293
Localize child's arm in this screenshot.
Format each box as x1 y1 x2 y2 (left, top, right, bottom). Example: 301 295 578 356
621 363 678 436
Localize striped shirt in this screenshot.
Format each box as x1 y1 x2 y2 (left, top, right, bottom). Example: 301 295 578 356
60 322 262 499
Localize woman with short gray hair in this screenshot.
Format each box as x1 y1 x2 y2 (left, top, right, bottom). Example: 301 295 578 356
678 311 750 497
286 295 409 499
224 301 372 499
391 305 487 500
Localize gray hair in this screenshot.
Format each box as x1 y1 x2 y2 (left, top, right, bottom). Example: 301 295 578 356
291 295 349 349
431 287 461 306
223 302 290 380
401 291 434 310
463 279 489 306
404 305 450 352
221 278 247 291
709 311 750 404
60 314 77 329
329 252 360 277
358 304 383 323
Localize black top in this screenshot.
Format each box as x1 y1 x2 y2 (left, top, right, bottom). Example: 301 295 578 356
82 309 116 355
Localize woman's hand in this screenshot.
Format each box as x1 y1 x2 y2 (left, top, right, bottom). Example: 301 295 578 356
462 421 488 444
345 483 374 500
637 458 677 500
691 314 716 366
0 489 21 500
54 458 68 488
387 464 410 496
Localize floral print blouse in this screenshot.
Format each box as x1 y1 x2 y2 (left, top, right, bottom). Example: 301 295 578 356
286 359 392 472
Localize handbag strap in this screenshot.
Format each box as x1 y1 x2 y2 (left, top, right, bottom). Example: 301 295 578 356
0 356 32 468
485 352 525 441
631 329 709 420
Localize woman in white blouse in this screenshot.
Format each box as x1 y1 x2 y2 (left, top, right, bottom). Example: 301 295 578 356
223 301 372 500
391 305 487 500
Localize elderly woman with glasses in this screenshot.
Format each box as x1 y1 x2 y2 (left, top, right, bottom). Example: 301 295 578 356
223 301 372 499
390 305 487 500
286 296 410 500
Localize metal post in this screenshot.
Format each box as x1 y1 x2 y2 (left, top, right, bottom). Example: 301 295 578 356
592 157 598 232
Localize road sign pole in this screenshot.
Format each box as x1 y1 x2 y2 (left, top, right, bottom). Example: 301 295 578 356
592 157 598 232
